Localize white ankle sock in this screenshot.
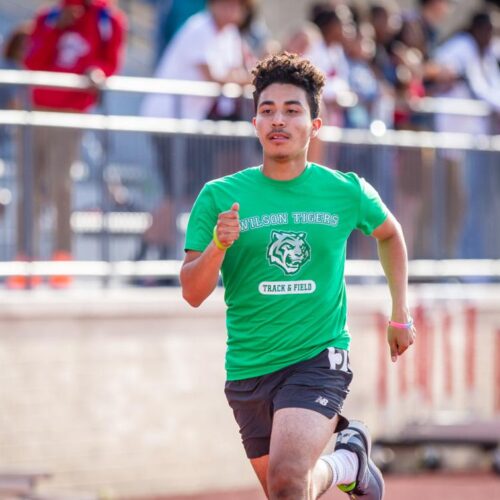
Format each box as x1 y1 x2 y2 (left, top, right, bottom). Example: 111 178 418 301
321 449 359 488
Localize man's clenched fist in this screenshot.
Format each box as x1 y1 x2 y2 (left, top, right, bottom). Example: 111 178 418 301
215 202 240 249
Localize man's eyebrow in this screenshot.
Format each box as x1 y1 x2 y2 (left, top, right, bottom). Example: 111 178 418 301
258 100 305 108
258 100 274 107
284 100 304 107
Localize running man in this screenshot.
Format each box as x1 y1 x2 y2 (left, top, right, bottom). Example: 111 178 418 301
180 53 416 499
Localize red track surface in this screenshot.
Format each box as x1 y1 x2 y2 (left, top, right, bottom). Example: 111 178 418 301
161 473 500 500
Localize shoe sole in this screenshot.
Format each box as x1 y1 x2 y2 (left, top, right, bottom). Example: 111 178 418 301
348 420 385 499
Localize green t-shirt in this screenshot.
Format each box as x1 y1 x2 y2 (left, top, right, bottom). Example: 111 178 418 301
185 163 388 380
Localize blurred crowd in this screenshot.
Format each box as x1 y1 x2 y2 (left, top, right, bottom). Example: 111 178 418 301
139 0 500 261
0 0 126 287
142 0 500 133
3 0 500 131
0 0 499 285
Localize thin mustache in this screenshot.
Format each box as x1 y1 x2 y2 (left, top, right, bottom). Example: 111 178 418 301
268 129 290 136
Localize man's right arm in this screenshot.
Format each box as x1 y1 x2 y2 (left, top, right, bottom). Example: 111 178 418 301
180 202 240 307
180 246 226 308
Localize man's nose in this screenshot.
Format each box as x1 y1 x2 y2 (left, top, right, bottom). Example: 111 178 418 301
272 112 285 127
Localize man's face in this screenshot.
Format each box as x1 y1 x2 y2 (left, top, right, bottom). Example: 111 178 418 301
253 83 321 163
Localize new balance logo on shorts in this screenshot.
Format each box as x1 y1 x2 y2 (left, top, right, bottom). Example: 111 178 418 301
315 396 329 406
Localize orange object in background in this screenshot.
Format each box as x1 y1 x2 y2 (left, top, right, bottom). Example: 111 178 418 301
48 251 73 289
6 274 42 290
5 255 42 289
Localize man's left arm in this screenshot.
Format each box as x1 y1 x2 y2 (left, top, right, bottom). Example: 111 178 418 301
371 212 416 363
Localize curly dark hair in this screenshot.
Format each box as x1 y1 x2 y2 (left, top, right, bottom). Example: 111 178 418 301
251 52 326 119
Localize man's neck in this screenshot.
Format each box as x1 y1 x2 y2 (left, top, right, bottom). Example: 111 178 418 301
261 156 309 181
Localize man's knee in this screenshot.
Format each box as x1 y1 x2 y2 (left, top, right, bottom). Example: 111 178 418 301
267 459 308 498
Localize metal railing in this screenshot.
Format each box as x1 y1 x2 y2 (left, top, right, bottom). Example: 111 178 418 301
0 70 499 286
0 68 495 120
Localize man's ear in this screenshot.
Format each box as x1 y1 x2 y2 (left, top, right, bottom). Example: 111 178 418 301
311 117 322 138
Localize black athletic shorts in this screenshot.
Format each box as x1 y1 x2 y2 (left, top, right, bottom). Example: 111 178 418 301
224 348 353 459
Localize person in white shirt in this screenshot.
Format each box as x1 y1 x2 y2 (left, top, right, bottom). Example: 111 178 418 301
142 0 250 120
434 12 500 135
136 0 251 266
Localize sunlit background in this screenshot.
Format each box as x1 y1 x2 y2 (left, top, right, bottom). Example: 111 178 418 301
0 1 499 499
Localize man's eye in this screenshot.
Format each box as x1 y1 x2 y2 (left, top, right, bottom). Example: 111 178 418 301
287 109 299 114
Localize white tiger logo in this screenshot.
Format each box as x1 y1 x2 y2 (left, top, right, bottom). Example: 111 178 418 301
267 230 311 275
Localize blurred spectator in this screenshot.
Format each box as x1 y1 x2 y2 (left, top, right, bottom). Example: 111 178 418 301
138 0 251 265
282 22 322 56
389 37 426 130
10 0 126 289
152 0 206 66
369 4 399 89
434 11 500 257
142 0 250 121
0 24 31 110
434 12 500 137
239 0 274 59
387 0 455 129
304 3 354 164
365 5 400 128
396 0 455 95
0 24 31 151
343 26 380 129
306 2 351 127
401 0 448 58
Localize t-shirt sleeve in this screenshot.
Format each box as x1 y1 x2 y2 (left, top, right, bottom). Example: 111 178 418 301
356 176 389 235
184 183 218 252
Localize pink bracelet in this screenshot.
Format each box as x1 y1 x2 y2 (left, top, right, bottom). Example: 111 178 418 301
388 318 414 329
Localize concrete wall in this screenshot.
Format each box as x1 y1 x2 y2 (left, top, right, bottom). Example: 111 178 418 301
0 290 240 498
0 285 499 498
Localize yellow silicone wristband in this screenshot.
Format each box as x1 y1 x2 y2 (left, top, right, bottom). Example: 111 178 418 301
213 226 231 251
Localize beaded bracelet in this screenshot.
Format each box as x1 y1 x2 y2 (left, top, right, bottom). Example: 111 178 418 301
213 226 231 251
388 318 414 329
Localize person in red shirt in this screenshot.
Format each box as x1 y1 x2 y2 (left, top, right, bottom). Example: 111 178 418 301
11 0 126 289
24 0 125 111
